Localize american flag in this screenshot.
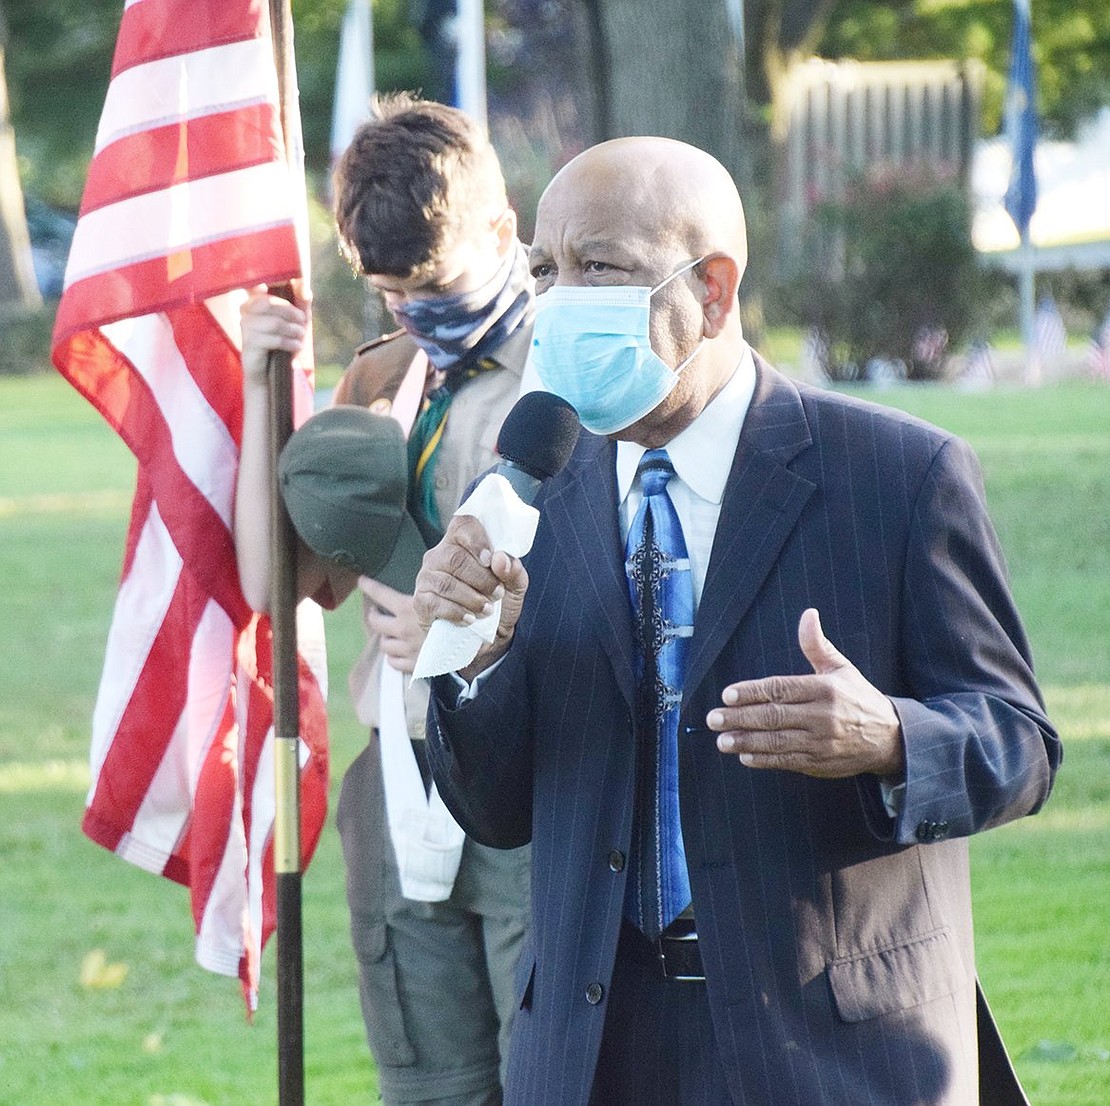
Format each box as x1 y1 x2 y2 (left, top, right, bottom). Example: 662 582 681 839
958 339 996 390
1033 294 1067 366
51 0 328 1012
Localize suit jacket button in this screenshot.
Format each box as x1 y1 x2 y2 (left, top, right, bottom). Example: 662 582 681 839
585 982 604 1005
608 850 625 872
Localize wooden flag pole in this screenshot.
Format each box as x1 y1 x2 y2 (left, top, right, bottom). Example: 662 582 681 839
268 320 303 1106
267 1 305 1103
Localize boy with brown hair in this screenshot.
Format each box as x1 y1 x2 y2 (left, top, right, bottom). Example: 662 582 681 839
235 93 533 1106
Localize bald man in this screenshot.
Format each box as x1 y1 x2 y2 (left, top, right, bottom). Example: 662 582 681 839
415 137 1058 1105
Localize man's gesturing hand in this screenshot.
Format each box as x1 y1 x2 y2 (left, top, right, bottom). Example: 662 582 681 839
413 514 529 679
708 608 904 779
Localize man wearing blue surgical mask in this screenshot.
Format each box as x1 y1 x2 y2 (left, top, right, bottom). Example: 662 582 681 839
415 136 1058 1105
236 94 532 1106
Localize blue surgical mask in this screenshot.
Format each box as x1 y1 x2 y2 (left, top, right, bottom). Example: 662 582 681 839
391 241 533 376
527 257 705 434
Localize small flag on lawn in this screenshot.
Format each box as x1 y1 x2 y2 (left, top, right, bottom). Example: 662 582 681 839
958 340 996 390
1033 294 1067 364
799 326 830 383
1086 311 1110 380
50 0 328 1013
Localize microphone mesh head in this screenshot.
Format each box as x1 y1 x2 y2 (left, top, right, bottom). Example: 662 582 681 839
496 391 581 480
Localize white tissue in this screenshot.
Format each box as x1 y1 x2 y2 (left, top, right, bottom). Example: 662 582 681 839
412 473 540 678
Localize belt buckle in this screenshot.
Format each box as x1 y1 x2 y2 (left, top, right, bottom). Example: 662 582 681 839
657 928 705 983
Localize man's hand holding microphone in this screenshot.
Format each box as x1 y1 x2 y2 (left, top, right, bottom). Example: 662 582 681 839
414 517 530 681
412 390 580 682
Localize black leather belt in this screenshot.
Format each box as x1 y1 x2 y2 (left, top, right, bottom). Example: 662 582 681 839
621 918 706 982
656 918 704 982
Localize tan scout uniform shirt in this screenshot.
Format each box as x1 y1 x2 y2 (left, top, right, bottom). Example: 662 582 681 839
339 323 533 737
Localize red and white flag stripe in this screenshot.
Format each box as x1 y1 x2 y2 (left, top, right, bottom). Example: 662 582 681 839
51 0 327 1011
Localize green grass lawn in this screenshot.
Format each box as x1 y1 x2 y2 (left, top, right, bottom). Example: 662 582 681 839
1 372 1107 1104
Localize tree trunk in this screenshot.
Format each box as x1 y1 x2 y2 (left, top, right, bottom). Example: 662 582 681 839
595 0 746 181
0 9 42 313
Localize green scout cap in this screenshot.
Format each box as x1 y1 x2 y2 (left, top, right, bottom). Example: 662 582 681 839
278 405 427 593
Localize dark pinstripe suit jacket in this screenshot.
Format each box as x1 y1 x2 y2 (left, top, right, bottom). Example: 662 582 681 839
427 360 1060 1105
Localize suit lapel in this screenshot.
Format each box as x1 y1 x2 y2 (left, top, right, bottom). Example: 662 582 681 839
544 434 638 709
684 362 817 704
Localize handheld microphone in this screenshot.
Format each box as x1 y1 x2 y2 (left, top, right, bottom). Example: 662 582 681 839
491 391 581 504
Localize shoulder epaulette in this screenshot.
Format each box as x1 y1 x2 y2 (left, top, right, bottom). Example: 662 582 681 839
353 328 408 356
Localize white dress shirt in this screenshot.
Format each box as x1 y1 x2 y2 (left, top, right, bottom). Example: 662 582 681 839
616 344 757 609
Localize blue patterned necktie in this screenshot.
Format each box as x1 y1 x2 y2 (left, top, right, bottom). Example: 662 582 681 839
624 449 694 939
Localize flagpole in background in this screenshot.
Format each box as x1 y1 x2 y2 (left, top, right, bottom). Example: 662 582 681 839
1003 0 1039 384
330 0 375 172
330 0 376 336
268 1 306 1102
455 0 487 128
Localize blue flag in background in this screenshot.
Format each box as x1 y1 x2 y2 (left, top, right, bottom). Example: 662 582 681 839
1004 0 1038 237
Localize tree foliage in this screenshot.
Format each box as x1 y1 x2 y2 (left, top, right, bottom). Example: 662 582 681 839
818 0 1110 138
3 0 432 208
4 0 1108 210
4 0 117 205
